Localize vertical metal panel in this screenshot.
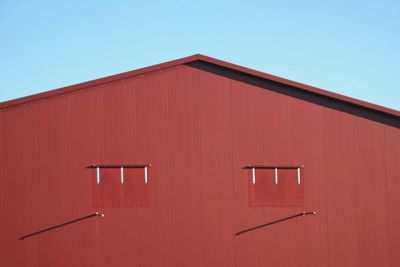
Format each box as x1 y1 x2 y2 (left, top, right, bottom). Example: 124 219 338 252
292 100 329 267
354 118 390 267
260 90 298 267
2 105 39 267
36 96 73 267
167 66 204 267
103 80 137 162
230 80 267 267
102 79 140 267
0 111 3 267
323 108 360 267
385 125 400 266
135 71 172 267
70 88 105 267
198 70 235 267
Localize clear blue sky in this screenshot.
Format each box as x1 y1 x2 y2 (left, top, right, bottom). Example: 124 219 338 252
1 0 399 110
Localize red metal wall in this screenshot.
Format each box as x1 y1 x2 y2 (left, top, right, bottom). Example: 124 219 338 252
0 65 399 267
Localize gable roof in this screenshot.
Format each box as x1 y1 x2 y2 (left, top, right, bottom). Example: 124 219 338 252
1 54 399 126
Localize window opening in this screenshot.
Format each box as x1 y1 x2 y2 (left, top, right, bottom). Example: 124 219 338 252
246 164 305 207
88 163 151 208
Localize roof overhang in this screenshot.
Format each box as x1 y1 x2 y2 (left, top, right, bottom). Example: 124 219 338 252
1 54 399 127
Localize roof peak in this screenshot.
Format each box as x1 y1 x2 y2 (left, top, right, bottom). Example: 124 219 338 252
1 54 399 122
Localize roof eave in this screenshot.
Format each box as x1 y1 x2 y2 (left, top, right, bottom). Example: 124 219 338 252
1 54 399 119
193 54 400 117
0 54 203 110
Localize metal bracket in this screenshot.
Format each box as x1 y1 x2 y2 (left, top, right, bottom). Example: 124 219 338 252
297 167 301 184
90 164 150 184
96 167 100 184
246 165 303 185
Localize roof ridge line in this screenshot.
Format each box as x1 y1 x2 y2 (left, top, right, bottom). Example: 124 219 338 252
1 54 399 119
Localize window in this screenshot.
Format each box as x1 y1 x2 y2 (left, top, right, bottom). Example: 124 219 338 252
247 165 304 207
89 164 151 208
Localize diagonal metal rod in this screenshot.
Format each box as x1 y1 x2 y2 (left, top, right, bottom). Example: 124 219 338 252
235 211 316 236
19 212 105 240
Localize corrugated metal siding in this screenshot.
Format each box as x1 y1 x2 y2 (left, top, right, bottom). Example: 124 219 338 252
70 87 105 267
0 64 399 267
0 110 4 267
168 67 204 267
3 104 38 266
355 118 390 266
293 100 328 266
198 70 235 267
260 85 298 267
385 125 400 266
323 108 359 267
136 70 171 267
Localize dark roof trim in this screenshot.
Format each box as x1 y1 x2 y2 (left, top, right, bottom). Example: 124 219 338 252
186 60 400 128
1 54 399 125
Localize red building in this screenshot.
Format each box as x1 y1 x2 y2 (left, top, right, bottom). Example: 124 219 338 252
0 54 399 267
